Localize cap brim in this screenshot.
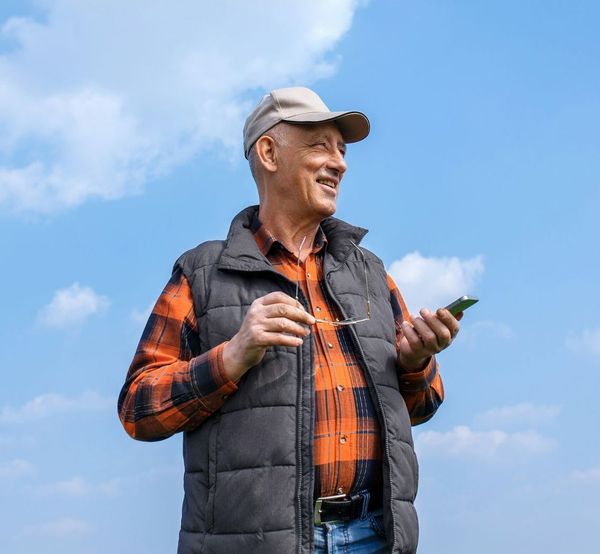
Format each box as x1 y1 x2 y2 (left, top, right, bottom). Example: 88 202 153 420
283 110 370 144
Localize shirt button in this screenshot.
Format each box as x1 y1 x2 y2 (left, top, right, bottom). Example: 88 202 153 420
315 307 321 312
336 384 344 392
337 487 344 495
340 435 347 444
307 272 311 278
327 342 334 349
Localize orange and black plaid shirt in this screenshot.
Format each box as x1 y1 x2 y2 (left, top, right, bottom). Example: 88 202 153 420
118 215 444 498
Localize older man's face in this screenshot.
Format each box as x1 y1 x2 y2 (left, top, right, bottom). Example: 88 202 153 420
274 122 347 221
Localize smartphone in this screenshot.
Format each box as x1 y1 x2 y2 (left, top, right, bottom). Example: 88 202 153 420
444 295 479 316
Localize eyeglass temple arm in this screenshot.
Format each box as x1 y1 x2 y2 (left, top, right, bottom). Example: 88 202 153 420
295 236 307 303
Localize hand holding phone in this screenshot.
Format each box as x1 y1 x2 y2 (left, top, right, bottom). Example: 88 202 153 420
397 295 478 370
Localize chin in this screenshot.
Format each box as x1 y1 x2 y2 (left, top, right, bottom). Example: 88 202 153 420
303 197 337 222
316 203 337 219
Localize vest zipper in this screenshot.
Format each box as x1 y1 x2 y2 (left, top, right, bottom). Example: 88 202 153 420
322 272 399 553
264 271 314 554
295 288 313 554
295 344 303 554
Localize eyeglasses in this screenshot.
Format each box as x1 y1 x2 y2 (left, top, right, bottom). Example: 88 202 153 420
295 236 371 326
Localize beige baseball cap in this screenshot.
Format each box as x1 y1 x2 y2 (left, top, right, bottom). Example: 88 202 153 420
243 86 370 158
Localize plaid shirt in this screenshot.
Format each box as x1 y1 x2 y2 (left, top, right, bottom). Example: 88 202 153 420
118 216 444 498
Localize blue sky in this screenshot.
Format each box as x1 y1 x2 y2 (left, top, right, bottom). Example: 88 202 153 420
1 1 599 552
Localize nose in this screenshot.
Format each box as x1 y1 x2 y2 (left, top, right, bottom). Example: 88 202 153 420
326 149 347 178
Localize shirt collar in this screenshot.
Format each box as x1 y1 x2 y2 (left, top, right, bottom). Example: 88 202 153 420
250 210 327 258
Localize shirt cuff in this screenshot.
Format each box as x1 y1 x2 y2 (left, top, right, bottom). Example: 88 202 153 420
189 342 238 409
398 356 438 393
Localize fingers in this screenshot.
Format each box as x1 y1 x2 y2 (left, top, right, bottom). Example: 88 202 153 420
419 309 453 348
260 291 302 307
262 316 312 338
410 315 442 354
434 308 461 337
241 294 315 352
226 292 315 377
261 331 305 348
401 308 461 356
400 320 426 352
257 291 315 325
264 303 315 326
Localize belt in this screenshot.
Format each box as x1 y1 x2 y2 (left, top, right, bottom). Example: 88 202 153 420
314 490 382 525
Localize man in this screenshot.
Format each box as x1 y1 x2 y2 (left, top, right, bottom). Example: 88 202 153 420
118 87 461 553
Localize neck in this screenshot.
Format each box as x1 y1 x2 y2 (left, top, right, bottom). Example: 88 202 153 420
258 205 322 261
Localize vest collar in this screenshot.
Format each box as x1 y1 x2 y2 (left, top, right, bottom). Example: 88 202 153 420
217 205 369 273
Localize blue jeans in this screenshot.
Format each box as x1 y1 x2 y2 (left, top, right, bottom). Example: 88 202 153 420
313 508 388 553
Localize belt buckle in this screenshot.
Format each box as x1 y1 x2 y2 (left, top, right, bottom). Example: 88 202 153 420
314 493 347 526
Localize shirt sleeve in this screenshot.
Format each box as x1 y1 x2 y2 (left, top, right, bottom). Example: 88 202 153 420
118 268 238 441
386 273 445 426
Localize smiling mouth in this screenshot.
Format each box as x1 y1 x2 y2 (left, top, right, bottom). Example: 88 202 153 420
316 178 337 190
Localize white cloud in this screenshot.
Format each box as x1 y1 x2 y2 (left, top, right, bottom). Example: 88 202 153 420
97 478 120 496
0 390 113 424
0 0 364 214
37 475 120 497
570 466 600 484
415 425 556 462
23 517 89 538
36 283 109 328
475 403 561 430
0 458 36 479
566 328 600 357
388 252 484 313
41 475 90 496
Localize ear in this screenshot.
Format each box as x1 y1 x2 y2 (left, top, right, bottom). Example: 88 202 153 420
255 135 278 173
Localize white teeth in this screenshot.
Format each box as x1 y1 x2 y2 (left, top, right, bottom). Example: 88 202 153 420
317 179 335 188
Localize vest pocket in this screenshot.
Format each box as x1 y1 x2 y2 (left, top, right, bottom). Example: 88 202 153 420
205 419 219 531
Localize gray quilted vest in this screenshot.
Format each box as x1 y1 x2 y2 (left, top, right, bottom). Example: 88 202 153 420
175 206 419 554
